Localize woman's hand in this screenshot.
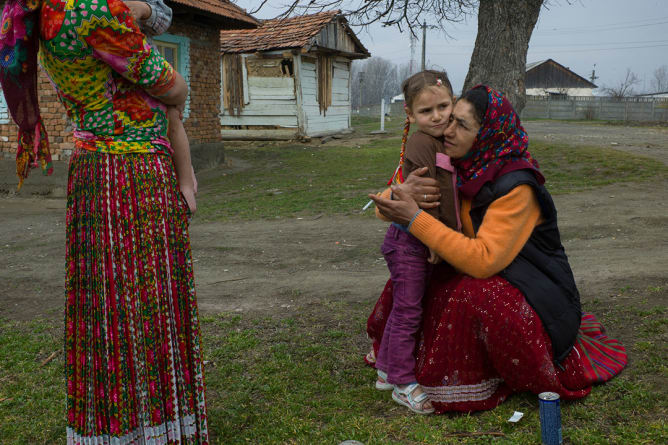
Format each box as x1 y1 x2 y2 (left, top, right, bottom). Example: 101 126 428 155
368 185 420 225
124 1 152 22
399 167 441 209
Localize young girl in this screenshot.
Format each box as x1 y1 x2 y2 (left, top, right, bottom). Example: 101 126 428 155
372 70 459 414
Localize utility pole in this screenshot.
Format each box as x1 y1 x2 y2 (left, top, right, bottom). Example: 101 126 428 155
590 64 599 84
421 21 427 71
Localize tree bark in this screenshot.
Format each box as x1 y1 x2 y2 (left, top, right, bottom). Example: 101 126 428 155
463 0 543 113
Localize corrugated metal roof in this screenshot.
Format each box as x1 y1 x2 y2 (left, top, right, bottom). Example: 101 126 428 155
169 0 259 27
220 10 368 56
526 60 547 71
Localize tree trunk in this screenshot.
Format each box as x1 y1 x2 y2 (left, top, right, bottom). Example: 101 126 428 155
463 0 543 113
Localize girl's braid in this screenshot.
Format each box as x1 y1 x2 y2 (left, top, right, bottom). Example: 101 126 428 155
388 115 411 185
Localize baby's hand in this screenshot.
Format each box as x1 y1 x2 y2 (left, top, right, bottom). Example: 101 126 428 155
428 248 442 265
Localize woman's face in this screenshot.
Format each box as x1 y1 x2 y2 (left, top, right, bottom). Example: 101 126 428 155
443 100 482 159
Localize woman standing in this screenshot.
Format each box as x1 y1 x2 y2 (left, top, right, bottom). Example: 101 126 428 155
368 86 627 413
1 0 207 442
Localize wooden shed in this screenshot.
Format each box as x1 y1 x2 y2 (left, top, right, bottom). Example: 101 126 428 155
219 10 370 139
526 59 598 97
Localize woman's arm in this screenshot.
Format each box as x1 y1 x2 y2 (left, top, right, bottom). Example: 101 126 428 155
371 184 541 278
411 185 541 278
80 1 184 101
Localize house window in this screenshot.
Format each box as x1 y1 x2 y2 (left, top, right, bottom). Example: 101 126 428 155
155 41 179 72
153 34 191 119
0 87 8 124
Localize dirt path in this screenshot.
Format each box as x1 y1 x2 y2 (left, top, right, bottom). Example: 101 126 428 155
1 120 667 322
524 120 668 165
1 179 666 321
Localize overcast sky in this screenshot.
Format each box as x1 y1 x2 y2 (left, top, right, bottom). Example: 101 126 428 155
235 0 668 95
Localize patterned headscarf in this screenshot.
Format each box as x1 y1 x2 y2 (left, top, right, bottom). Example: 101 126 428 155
453 85 543 200
0 0 52 190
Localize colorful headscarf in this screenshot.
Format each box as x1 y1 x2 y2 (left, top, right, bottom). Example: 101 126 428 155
0 0 52 190
453 85 543 200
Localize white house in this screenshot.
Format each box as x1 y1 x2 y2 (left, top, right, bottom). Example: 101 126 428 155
219 10 370 139
525 59 598 97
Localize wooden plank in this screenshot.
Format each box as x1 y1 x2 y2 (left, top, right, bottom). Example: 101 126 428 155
221 114 298 127
248 94 296 101
241 54 250 104
293 54 307 135
225 104 298 116
221 128 299 140
248 76 295 89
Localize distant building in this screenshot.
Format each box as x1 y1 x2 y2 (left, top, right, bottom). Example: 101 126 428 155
525 59 598 97
219 10 370 139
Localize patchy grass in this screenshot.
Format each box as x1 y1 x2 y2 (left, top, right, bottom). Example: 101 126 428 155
1 284 666 444
196 118 668 221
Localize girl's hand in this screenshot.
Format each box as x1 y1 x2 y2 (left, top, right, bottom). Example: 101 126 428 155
368 185 420 225
398 167 441 209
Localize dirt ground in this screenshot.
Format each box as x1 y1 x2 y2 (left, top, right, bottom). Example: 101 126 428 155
1 121 667 326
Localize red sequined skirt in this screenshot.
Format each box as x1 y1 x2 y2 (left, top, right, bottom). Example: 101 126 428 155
367 266 627 413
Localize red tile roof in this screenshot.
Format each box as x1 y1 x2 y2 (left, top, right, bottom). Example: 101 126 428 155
220 10 368 57
169 0 259 27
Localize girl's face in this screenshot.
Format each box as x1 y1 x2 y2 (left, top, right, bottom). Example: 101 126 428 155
406 86 454 138
443 99 482 159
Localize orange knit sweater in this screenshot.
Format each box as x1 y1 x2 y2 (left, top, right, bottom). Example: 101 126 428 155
376 185 542 278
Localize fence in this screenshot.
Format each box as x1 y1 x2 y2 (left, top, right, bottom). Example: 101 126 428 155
521 96 668 122
355 96 668 122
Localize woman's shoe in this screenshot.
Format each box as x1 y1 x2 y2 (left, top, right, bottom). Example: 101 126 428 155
375 369 393 391
391 383 434 415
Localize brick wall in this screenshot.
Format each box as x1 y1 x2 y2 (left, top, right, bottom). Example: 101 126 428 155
0 15 223 160
170 19 223 144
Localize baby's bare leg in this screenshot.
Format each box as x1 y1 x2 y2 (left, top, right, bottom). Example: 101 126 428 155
167 105 196 214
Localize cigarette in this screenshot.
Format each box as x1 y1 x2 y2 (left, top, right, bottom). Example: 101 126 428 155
362 199 374 211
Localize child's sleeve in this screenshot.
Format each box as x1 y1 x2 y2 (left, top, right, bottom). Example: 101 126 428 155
402 133 440 219
142 0 173 37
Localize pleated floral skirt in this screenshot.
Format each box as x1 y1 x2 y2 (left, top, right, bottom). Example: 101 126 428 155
367 265 627 413
65 150 208 444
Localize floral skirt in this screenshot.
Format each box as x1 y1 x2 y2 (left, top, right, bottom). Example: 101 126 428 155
367 266 627 413
65 150 208 444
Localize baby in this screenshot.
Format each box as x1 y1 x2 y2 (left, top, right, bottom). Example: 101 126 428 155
125 0 197 214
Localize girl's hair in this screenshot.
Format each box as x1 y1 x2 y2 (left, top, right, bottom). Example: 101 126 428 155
389 70 453 185
402 70 453 109
458 86 489 124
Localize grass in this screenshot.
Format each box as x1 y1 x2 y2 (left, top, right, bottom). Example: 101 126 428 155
197 116 668 221
2 120 668 443
1 292 666 444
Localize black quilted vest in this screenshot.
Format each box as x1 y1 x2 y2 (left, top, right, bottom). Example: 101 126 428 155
469 169 581 364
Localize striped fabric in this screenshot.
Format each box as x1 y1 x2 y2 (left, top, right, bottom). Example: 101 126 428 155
65 150 208 444
575 313 628 383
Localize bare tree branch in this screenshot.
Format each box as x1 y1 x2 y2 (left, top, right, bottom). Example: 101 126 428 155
251 1 476 34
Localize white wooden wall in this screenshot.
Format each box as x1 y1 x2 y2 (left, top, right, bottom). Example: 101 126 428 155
299 56 351 136
220 54 299 129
